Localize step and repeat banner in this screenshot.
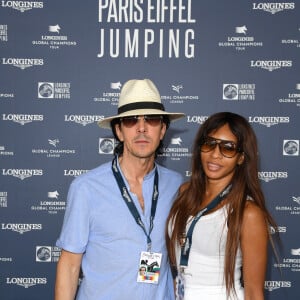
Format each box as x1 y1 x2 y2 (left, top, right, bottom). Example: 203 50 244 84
0 1 299 299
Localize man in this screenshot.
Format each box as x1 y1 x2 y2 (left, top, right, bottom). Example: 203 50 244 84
55 79 185 299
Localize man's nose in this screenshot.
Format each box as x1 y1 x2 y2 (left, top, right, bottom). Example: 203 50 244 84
136 116 146 132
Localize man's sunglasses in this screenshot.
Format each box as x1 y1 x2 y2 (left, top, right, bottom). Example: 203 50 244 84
200 136 241 158
120 115 163 128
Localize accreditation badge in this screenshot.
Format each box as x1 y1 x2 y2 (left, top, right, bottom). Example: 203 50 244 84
175 269 185 300
137 251 162 284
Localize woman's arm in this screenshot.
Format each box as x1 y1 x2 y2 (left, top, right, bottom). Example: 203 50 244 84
240 201 268 300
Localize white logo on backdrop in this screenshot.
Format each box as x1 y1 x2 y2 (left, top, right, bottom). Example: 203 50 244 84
223 84 238 100
36 246 61 263
248 116 289 127
0 191 8 207
0 145 14 156
2 114 44 125
38 83 54 98
250 60 292 71
6 277 47 288
111 82 122 90
99 138 115 154
161 84 199 104
64 170 89 177
2 169 43 180
172 85 183 94
64 115 104 126
48 191 59 199
292 197 300 205
258 171 288 182
32 24 77 49
291 248 300 255
2 58 44 69
48 139 59 147
48 24 61 34
235 25 247 34
223 84 256 101
1 223 42 234
218 25 262 51
283 140 299 156
278 83 300 107
1 1 44 13
171 137 182 146
264 281 291 291
252 2 295 14
0 24 8 42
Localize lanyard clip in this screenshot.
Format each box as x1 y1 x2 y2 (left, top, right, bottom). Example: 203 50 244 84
182 237 190 255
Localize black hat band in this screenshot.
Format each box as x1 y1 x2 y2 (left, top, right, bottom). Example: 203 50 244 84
118 101 165 114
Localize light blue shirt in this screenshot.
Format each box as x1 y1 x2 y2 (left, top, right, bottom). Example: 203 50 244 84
56 157 183 300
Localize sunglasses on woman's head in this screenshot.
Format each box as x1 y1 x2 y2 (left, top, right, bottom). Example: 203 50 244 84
200 136 241 158
120 115 163 128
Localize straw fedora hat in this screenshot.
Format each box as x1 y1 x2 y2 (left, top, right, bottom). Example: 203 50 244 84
98 79 185 128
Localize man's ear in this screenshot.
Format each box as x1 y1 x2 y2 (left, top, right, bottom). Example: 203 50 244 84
160 122 167 140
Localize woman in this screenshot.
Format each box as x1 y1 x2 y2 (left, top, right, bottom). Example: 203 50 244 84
166 112 278 300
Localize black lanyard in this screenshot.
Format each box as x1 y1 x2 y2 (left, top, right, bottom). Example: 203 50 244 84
179 184 232 267
112 157 159 252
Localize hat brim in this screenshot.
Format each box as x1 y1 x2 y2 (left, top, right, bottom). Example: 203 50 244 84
98 109 185 129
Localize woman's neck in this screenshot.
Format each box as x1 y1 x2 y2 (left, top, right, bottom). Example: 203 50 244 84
203 178 232 206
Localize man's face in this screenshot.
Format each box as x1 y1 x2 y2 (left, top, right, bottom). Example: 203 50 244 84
115 115 167 160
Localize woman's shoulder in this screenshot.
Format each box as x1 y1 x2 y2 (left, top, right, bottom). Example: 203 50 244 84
241 199 269 247
242 200 266 227
244 199 262 214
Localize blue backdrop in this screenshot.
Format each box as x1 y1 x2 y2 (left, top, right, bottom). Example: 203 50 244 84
0 1 299 299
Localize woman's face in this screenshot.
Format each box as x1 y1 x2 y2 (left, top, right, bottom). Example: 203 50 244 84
200 123 244 185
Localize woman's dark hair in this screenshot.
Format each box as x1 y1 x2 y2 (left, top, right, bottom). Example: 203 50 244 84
110 115 170 157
